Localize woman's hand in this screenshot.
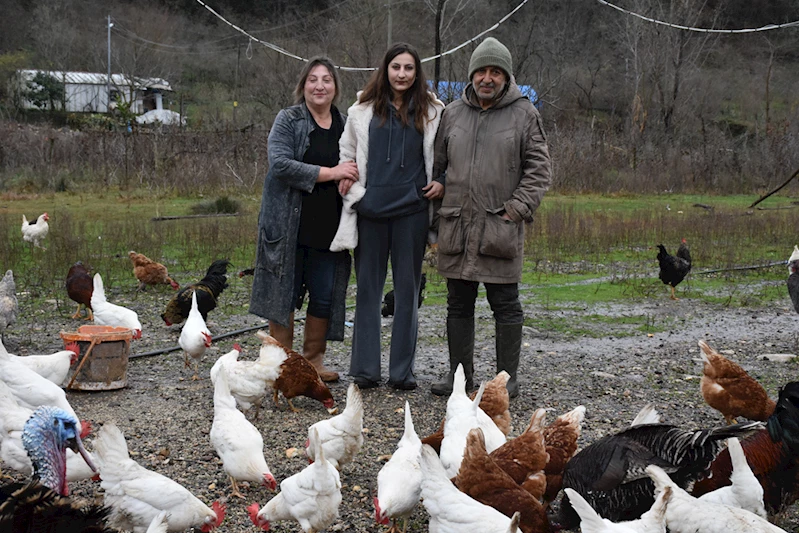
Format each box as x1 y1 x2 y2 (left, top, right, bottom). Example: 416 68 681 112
422 181 444 200
338 177 356 196
333 161 358 182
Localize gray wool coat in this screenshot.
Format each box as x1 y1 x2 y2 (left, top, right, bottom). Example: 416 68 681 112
249 103 351 341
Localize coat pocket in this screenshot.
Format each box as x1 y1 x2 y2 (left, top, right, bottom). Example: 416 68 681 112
479 211 519 259
257 227 285 276
437 206 464 255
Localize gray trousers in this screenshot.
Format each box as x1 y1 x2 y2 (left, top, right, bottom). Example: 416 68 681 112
350 208 428 384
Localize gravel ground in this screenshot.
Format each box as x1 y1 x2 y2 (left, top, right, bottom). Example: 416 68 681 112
4 274 799 532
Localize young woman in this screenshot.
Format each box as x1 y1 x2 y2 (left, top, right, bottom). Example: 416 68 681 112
330 43 445 389
250 57 358 382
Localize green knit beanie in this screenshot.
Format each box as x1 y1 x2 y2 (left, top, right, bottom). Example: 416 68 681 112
468 37 513 80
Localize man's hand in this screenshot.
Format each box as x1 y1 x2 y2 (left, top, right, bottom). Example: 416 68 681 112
500 212 513 221
422 181 444 200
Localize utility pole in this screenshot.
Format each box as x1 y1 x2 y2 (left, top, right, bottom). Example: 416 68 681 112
107 15 113 112
234 39 240 127
387 0 392 48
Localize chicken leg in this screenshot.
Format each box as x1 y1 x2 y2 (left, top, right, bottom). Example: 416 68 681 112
71 302 83 319
230 476 245 499
191 359 201 381
670 285 678 300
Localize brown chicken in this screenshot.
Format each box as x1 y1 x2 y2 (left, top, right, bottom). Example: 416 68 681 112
489 408 549 501
422 371 512 453
129 251 179 291
257 331 335 411
692 381 799 517
453 428 551 533
65 261 93 320
699 340 776 425
541 405 586 508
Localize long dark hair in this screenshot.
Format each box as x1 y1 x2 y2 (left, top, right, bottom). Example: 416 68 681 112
293 56 341 106
358 43 435 133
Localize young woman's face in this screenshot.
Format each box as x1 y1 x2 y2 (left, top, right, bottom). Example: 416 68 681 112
387 52 416 97
303 64 336 109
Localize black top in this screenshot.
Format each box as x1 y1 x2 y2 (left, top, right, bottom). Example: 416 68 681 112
297 113 344 249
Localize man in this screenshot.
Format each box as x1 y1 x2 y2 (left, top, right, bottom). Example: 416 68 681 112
430 37 552 398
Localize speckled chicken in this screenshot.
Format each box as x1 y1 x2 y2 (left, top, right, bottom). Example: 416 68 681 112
453 428 551 533
555 420 763 529
699 340 775 424
489 408 549 501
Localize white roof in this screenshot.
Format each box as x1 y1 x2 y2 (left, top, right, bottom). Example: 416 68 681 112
17 69 172 90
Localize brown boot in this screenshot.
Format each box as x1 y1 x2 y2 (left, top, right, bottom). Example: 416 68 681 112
303 314 339 382
268 312 294 351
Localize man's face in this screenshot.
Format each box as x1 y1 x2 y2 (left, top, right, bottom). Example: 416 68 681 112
472 66 508 104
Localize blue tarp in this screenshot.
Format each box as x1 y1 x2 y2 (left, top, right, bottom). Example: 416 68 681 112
428 80 541 109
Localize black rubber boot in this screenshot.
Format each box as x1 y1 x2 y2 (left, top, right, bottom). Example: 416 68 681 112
496 322 523 398
431 317 475 396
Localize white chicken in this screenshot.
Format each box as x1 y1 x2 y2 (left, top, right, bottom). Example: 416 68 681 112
179 290 212 380
10 341 80 385
440 364 507 478
91 273 142 339
0 269 18 340
305 382 364 470
375 401 422 533
646 464 785 533
93 422 226 533
21 212 49 248
0 338 81 432
697 437 767 518
564 487 668 533
210 367 277 498
419 444 521 533
145 511 169 533
210 342 280 418
249 427 342 533
0 379 95 482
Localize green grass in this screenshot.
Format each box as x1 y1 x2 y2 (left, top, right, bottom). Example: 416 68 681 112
3 190 798 313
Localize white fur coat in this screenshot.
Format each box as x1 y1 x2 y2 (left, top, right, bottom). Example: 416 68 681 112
329 92 445 252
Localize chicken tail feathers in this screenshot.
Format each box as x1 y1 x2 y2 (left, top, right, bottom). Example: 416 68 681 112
200 259 230 297
344 382 364 420
91 273 107 303
93 422 131 468
563 488 605 529
767 381 799 453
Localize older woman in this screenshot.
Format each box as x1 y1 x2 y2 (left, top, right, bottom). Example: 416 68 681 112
250 56 358 382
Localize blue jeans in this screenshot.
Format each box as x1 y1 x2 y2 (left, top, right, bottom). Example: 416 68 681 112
293 245 340 319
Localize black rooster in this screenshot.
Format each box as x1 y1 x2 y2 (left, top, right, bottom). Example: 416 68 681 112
160 259 230 326
554 420 763 528
657 239 692 300
381 273 426 318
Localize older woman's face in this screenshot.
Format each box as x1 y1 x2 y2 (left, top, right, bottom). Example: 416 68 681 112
304 64 336 109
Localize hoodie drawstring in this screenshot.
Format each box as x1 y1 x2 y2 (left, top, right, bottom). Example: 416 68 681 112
386 115 392 163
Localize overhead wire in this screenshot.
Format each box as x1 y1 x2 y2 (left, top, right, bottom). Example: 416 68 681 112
596 0 799 33
193 0 531 71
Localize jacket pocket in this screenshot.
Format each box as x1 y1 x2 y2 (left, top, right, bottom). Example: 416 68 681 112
357 182 425 219
437 206 464 255
257 227 285 276
479 211 519 259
